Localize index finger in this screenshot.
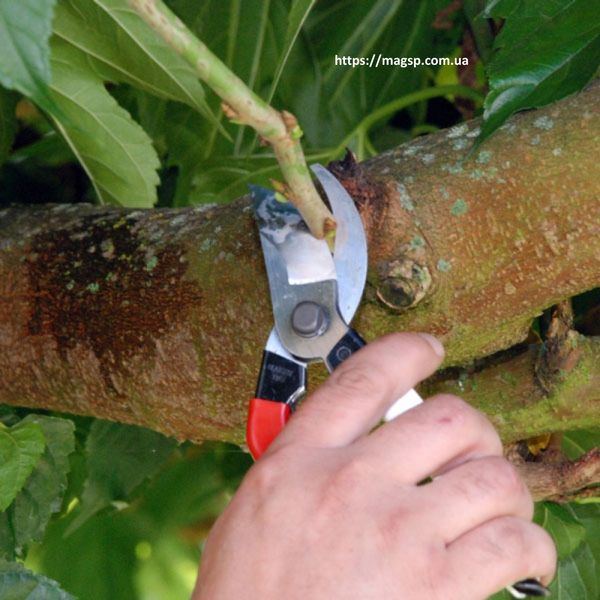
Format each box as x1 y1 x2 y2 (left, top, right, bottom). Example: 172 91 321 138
270 332 444 451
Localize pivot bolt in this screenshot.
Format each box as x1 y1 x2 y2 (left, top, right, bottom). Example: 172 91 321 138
291 301 329 337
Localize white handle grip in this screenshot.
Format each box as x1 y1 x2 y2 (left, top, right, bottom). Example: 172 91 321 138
383 388 423 422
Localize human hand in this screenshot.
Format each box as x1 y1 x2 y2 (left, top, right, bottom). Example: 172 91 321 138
192 333 556 600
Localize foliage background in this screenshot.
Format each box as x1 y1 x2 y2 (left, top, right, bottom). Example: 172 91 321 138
0 0 599 598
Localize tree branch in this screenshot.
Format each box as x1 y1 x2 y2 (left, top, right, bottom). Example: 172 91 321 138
127 0 334 240
0 81 599 469
509 445 600 503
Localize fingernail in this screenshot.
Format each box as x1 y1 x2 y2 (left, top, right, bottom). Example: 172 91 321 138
417 333 445 357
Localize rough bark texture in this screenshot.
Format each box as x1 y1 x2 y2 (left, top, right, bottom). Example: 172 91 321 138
1 81 599 466
513 446 600 503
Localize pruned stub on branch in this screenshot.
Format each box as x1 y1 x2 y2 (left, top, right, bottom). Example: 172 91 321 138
535 301 582 393
328 150 432 312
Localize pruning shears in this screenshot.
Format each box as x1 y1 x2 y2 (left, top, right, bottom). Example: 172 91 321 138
246 164 549 599
246 163 422 460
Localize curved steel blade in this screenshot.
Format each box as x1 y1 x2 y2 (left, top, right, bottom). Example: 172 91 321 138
251 185 344 362
250 185 335 285
310 164 367 325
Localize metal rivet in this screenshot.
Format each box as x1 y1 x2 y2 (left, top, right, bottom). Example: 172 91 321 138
336 346 351 362
291 301 329 337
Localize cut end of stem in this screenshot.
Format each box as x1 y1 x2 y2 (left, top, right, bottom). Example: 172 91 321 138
324 217 337 239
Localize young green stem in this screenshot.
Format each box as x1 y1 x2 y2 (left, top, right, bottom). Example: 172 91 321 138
128 0 335 239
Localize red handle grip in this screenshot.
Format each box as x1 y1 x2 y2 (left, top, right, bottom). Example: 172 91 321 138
247 399 291 460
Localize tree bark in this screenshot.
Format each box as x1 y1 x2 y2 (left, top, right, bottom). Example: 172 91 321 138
1 80 599 460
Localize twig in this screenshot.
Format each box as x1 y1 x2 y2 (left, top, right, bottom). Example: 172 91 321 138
127 0 335 240
508 445 600 502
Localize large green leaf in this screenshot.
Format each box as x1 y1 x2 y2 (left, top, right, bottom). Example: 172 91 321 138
0 0 58 112
0 560 74 600
181 155 281 206
8 131 75 167
41 511 138 600
0 415 74 560
562 428 600 460
480 0 600 143
546 504 600 599
168 0 298 156
48 38 160 207
67 421 176 533
490 502 600 600
0 87 17 166
536 503 587 560
52 0 215 121
0 421 45 512
37 442 250 600
267 0 318 102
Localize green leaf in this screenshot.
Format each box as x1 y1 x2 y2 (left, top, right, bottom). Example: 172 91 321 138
0 560 75 600
535 503 586 560
9 132 76 167
36 442 250 600
0 87 17 166
0 421 45 511
0 0 58 112
562 428 600 460
178 155 281 206
479 0 600 143
266 0 317 103
67 421 176 533
0 415 74 560
491 502 600 600
463 0 495 63
40 511 138 600
48 38 160 207
539 503 600 599
52 0 216 123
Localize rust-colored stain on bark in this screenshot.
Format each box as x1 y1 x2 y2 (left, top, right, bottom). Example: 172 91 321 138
327 150 388 236
26 214 202 386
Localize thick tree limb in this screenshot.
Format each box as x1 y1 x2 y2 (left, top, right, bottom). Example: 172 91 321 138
1 82 599 476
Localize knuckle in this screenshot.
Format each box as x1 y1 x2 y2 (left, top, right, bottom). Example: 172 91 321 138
328 363 381 399
241 454 282 499
430 394 478 428
316 455 372 517
429 394 502 454
326 455 372 495
494 518 528 555
379 507 411 543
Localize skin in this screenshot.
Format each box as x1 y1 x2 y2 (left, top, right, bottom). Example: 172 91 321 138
192 333 556 600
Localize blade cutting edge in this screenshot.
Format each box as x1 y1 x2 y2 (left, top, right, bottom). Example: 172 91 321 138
310 164 367 324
